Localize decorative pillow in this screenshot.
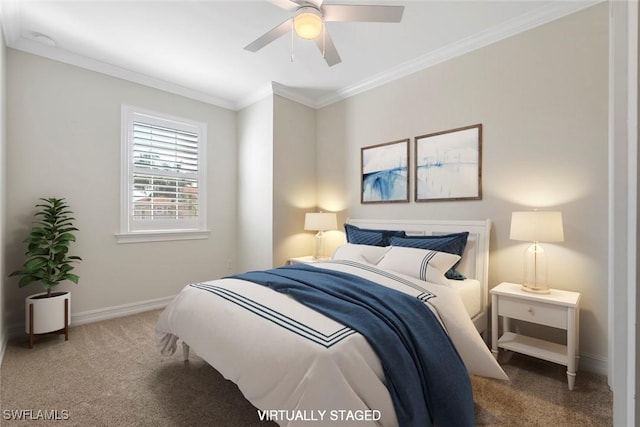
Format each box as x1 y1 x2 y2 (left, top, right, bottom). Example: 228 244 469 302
344 223 406 247
388 232 469 280
331 244 390 265
377 246 461 286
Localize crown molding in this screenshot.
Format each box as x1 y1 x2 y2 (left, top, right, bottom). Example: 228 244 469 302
2 0 603 112
235 83 274 110
7 36 237 111
269 82 318 109
314 0 603 109
235 81 319 111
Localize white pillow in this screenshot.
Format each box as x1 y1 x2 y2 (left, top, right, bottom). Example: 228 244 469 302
377 246 460 286
331 244 390 265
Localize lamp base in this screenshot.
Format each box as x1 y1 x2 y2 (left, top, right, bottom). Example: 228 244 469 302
521 284 551 294
313 231 327 259
521 243 550 294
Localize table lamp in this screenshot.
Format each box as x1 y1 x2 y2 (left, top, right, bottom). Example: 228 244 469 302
304 212 337 259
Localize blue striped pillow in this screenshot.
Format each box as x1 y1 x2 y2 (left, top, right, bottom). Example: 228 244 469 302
344 224 406 247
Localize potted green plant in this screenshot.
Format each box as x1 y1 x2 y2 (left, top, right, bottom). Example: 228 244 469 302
9 198 82 345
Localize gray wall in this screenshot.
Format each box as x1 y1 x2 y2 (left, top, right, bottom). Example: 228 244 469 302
237 94 318 270
237 95 274 272
317 4 609 369
5 50 238 327
273 95 316 266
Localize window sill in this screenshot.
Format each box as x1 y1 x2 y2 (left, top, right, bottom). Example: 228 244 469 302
115 230 210 244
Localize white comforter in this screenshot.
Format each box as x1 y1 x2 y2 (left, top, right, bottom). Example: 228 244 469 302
155 261 507 427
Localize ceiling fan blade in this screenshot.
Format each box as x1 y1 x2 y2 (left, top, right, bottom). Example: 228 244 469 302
267 0 298 11
323 5 404 23
290 0 324 7
315 30 341 67
244 19 292 52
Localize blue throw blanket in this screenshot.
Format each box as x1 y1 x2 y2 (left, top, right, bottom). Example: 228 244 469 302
231 263 474 427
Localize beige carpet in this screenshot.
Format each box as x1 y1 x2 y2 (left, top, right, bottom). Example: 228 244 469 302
1 309 612 426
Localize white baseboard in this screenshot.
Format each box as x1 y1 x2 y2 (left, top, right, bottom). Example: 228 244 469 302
579 352 609 377
71 296 173 326
6 295 174 339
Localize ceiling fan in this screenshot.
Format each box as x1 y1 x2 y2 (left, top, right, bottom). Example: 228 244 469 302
244 0 404 67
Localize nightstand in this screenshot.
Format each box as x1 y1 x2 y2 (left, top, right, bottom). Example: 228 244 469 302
491 282 581 390
287 256 325 265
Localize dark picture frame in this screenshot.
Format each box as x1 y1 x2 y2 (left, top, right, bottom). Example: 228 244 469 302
361 139 410 204
414 124 482 202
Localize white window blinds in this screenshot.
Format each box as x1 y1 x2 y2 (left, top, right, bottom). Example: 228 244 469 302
121 106 207 239
132 121 199 220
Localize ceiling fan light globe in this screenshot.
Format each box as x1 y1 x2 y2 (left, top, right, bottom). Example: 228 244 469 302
294 9 323 40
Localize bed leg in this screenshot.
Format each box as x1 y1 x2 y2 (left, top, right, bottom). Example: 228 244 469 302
182 341 190 361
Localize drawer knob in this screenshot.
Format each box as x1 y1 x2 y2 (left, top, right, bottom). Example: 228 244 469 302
528 307 534 314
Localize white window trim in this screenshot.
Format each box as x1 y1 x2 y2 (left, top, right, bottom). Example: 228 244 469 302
118 105 209 243
115 229 209 244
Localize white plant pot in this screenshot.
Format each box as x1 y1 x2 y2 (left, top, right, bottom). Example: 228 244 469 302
25 291 70 334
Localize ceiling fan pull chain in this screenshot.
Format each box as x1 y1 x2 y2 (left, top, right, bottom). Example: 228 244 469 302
290 19 295 63
322 25 326 58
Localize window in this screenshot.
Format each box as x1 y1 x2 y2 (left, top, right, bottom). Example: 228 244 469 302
119 105 208 243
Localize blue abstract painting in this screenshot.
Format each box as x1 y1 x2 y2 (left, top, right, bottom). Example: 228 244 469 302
415 124 482 201
361 139 409 203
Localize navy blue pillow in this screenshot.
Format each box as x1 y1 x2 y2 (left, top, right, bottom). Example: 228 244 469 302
388 232 469 280
344 223 406 247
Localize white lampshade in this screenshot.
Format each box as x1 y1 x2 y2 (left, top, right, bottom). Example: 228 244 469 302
293 7 323 40
510 211 564 243
304 212 337 232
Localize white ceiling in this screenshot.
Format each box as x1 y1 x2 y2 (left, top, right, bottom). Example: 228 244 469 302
0 0 600 110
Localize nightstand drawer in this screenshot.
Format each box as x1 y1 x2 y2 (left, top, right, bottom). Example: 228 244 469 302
498 296 567 329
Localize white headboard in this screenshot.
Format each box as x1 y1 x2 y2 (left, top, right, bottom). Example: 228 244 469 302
346 218 492 334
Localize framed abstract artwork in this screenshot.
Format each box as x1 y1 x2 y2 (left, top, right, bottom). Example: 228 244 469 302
361 139 410 204
414 124 482 202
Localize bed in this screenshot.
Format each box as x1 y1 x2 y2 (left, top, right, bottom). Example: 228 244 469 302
155 218 506 427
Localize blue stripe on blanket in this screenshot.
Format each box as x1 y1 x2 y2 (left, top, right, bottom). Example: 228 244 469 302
190 283 356 348
230 263 475 427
